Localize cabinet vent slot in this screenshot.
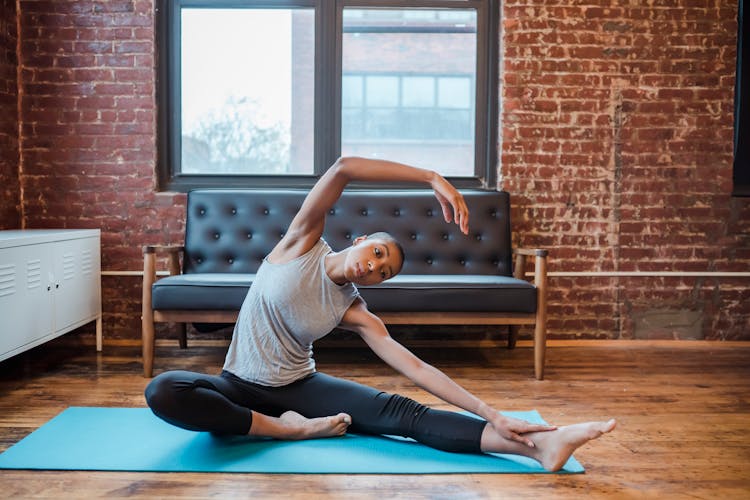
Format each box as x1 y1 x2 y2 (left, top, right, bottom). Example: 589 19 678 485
82 250 93 275
0 264 15 298
63 253 75 281
27 260 42 289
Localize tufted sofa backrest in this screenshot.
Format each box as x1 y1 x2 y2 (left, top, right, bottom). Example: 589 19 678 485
184 189 513 277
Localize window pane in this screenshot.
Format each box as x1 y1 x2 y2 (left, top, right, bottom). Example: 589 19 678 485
342 75 363 107
404 10 436 21
438 11 475 22
341 8 477 177
180 8 314 175
438 76 471 108
403 76 435 108
366 76 399 107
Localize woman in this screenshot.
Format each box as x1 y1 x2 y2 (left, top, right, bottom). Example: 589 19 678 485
145 157 615 471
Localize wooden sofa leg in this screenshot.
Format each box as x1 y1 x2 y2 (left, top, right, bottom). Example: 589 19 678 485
508 325 519 349
534 320 546 380
177 323 187 349
533 250 548 380
142 247 156 378
142 313 155 378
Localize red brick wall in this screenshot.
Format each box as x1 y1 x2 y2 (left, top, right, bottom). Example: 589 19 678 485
501 1 750 340
16 0 184 336
0 0 20 229
8 0 750 341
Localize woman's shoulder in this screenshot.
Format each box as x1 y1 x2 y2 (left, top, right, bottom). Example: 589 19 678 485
267 232 325 264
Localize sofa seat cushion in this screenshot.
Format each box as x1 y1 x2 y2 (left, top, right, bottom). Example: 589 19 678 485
358 275 537 313
152 273 254 310
152 273 536 314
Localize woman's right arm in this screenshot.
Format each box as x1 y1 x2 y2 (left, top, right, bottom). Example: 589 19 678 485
339 299 555 447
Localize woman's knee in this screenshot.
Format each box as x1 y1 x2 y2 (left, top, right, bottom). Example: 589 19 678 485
347 392 427 436
377 392 428 424
144 370 190 413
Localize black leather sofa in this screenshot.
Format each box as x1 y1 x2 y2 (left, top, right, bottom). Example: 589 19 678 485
142 189 549 378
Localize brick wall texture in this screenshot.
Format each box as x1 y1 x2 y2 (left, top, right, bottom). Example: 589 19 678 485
0 0 19 229
2 0 749 341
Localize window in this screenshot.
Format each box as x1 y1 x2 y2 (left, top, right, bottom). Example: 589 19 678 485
157 1 499 190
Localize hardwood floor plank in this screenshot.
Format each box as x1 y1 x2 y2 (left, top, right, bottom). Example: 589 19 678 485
0 336 748 499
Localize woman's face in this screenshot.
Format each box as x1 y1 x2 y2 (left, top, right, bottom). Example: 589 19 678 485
344 236 402 286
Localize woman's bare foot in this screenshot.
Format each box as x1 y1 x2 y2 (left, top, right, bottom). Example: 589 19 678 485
277 411 351 440
533 419 616 471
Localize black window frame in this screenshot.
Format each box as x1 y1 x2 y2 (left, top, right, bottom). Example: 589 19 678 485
156 0 499 191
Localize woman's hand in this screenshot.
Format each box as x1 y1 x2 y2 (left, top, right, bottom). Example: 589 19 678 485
430 174 469 235
488 413 557 448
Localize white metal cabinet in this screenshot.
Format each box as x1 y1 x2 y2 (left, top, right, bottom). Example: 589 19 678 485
0 230 102 362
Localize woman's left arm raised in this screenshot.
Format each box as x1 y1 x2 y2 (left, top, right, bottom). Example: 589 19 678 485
270 156 467 263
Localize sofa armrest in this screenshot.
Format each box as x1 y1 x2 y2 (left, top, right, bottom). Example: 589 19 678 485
513 247 548 291
142 245 185 307
143 245 185 277
143 245 185 253
513 248 548 257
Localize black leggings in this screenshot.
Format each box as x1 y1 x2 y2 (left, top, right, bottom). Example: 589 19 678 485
145 370 487 454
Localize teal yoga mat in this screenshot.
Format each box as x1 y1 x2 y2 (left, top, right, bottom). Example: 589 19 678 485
0 407 583 474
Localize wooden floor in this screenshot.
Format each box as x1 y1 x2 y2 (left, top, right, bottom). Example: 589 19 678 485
0 335 749 499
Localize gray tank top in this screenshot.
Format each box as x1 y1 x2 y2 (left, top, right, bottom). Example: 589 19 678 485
223 239 359 386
